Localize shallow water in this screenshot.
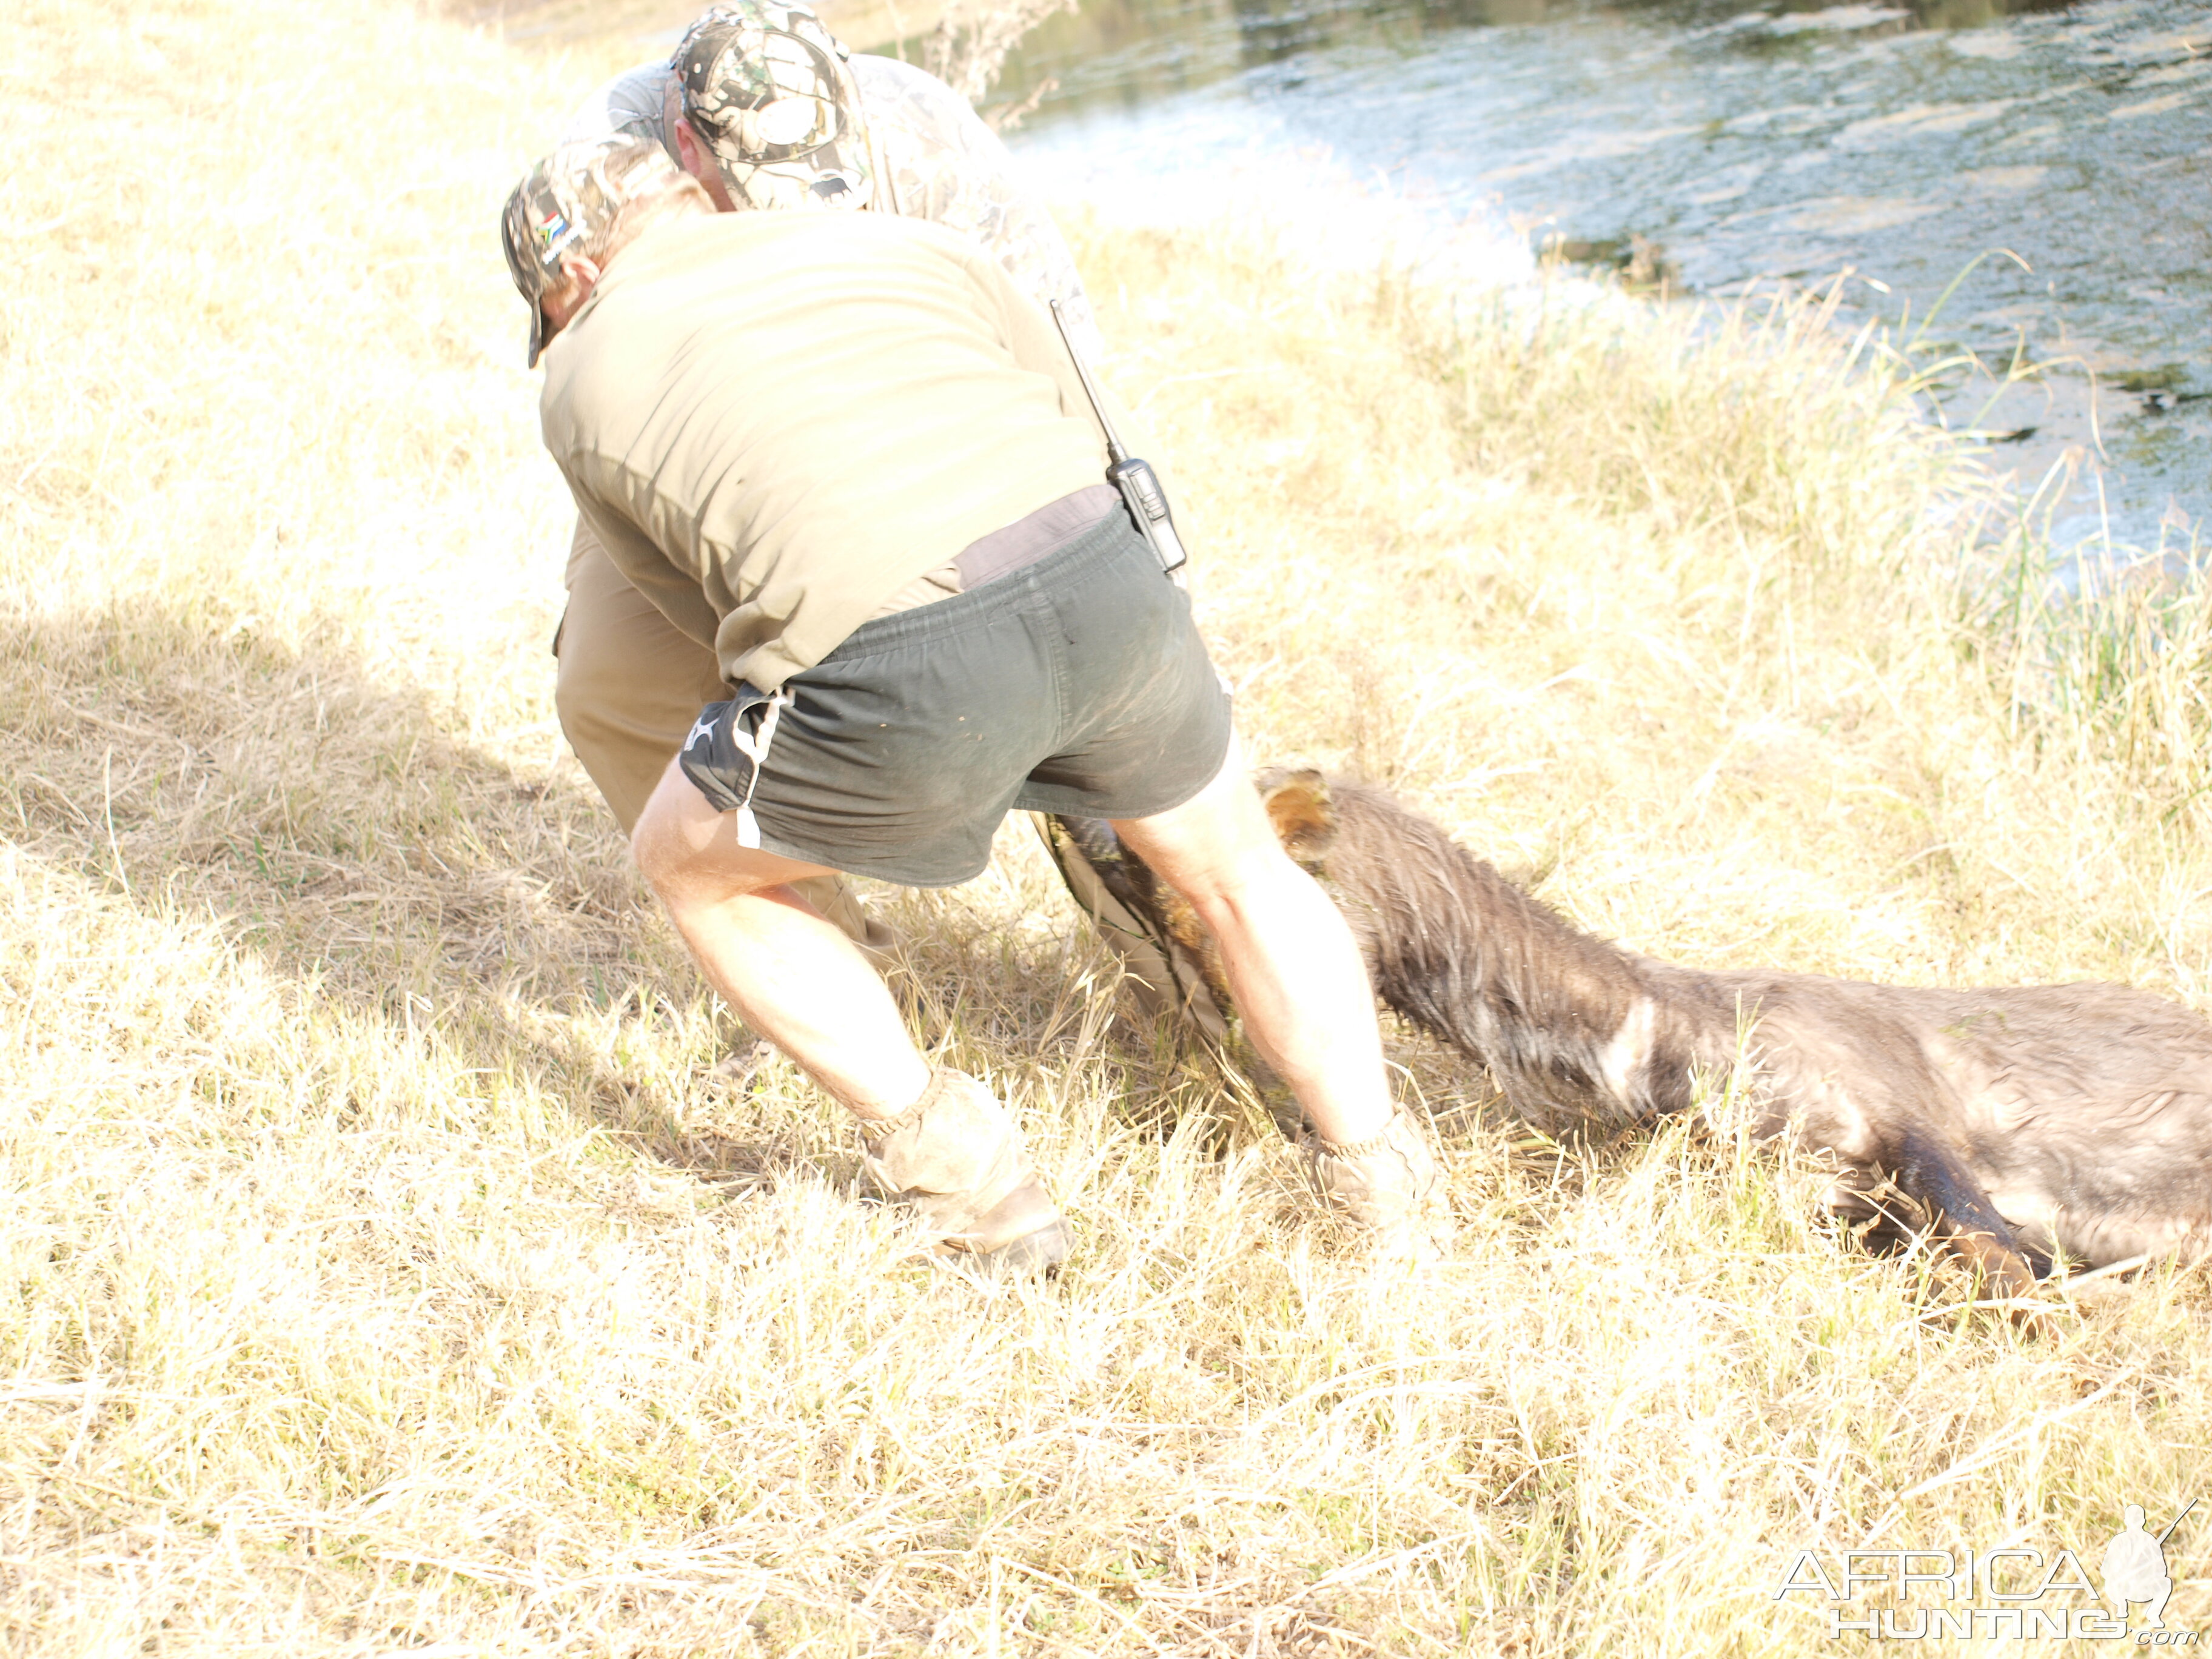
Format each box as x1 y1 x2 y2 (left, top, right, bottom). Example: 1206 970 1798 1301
998 0 2212 554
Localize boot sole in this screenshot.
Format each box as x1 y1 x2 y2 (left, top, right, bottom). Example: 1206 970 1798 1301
934 1218 1072 1279
984 1218 1071 1275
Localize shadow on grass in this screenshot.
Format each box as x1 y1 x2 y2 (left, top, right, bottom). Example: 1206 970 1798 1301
0 596 1258 1183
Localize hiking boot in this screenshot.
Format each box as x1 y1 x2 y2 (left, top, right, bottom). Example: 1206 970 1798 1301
860 1069 1070 1272
1302 1107 1450 1262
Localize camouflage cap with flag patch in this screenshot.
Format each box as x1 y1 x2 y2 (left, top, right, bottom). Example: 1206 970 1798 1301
675 1 874 212
500 136 688 367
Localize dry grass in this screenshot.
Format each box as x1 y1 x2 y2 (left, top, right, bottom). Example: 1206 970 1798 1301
6 0 2211 1653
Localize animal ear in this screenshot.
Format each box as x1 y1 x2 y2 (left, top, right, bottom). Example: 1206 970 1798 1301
1255 768 1338 868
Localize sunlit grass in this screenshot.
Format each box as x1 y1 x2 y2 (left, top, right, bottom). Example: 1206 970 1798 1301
4 0 2208 1652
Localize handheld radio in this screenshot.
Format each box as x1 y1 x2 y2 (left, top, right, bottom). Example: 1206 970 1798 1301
1048 299 1188 575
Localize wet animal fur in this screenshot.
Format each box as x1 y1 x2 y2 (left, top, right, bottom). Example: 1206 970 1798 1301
1255 770 2212 1293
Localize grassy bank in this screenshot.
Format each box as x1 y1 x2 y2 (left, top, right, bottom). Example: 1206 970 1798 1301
5 0 2210 1653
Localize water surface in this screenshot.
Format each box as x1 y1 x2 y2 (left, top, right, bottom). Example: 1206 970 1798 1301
998 0 2212 552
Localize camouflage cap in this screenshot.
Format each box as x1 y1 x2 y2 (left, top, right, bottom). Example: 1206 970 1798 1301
675 1 874 212
500 136 688 366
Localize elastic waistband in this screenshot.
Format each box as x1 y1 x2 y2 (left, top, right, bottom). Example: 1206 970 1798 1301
955 484 1119 589
819 506 1150 662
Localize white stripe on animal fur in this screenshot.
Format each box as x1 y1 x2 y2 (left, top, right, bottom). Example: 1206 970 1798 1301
1597 994 1655 1111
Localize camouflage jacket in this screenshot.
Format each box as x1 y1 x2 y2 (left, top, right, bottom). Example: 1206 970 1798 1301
560 55 1100 353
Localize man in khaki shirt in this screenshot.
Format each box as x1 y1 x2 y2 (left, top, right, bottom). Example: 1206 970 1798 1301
505 139 1447 1270
552 1 1105 845
551 1 1225 1033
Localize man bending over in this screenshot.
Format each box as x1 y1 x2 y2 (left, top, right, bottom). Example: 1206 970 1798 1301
503 138 1447 1269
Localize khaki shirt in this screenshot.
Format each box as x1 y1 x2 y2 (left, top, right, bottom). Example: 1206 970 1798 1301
539 210 1110 692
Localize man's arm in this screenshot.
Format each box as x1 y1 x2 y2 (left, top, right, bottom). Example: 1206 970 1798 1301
968 244 1175 505
852 56 1103 359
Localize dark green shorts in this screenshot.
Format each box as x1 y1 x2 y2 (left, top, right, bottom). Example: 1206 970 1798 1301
738 511 1233 887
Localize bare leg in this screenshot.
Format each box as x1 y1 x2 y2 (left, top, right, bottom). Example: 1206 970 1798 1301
1110 739 1393 1146
629 754 929 1120
631 755 1065 1264
555 528 897 970
629 736 1418 1257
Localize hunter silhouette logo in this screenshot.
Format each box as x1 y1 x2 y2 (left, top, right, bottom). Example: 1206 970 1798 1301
2105 1501 2194 1631
1774 1499 2198 1642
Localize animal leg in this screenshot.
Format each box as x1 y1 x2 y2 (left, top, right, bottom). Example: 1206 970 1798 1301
1037 814 1300 1135
1038 814 1230 1045
1888 1123 2039 1301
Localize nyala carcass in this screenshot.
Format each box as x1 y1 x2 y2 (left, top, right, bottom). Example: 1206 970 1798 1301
1048 774 2212 1296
